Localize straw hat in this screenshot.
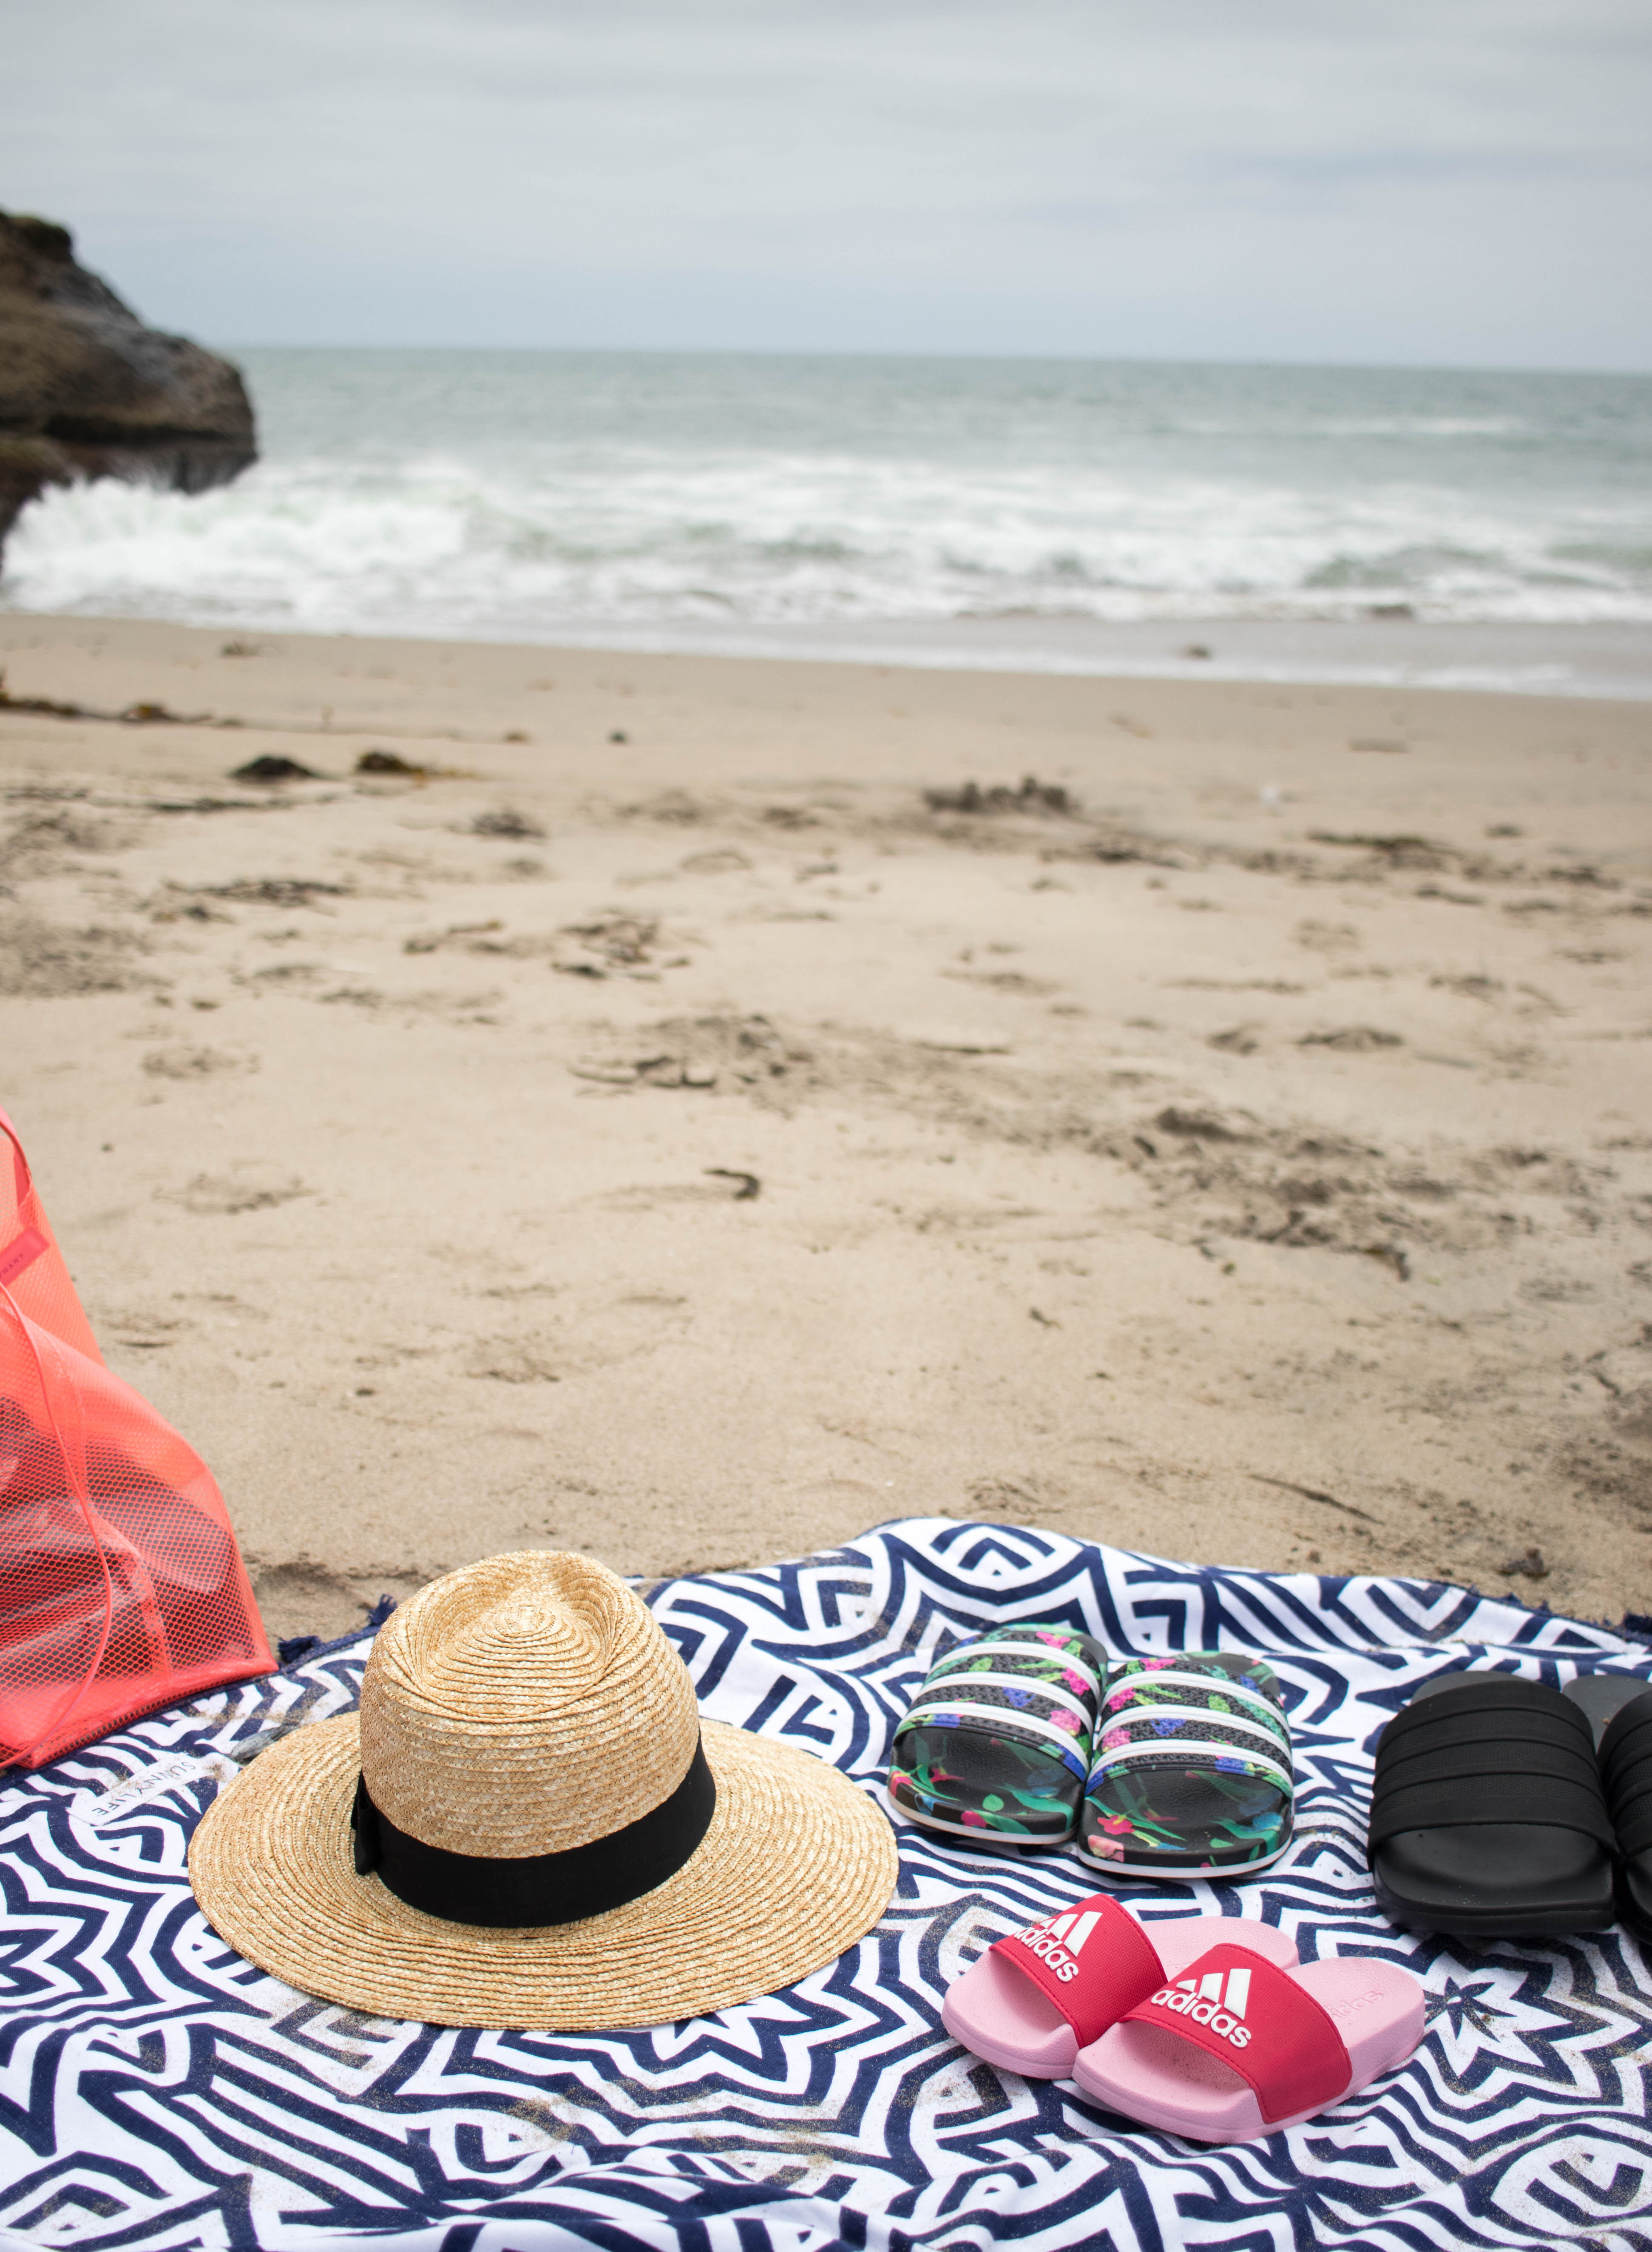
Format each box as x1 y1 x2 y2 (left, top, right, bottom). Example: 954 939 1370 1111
190 1551 897 2029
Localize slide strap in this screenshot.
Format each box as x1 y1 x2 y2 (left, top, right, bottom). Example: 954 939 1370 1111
1120 1944 1350 2127
1368 1681 1613 1854
1090 1654 1291 1776
896 1624 1102 1769
991 1893 1164 2049
1603 1690 1652 1860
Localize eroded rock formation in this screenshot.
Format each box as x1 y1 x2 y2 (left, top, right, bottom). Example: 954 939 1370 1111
0 210 256 567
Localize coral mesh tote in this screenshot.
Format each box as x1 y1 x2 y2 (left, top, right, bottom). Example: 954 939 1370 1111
0 1108 273 1767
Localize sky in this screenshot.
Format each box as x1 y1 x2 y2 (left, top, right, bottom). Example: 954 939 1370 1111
3 0 1649 369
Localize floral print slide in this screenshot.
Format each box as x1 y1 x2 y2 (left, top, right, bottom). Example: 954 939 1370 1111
887 1622 1107 1843
1079 1652 1294 1877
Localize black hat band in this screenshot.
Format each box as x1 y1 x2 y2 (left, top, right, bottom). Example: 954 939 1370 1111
350 1735 717 1928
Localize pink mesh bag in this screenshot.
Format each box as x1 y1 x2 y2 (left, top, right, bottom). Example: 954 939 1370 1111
0 1107 273 1768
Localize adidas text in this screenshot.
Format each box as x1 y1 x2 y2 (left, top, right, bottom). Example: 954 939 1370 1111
1013 1909 1103 1986
1015 1928 1080 1982
1150 1968 1254 2049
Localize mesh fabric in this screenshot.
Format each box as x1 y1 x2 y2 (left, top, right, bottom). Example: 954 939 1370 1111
0 1108 273 1767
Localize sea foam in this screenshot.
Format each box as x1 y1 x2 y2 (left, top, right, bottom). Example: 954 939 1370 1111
4 350 1649 678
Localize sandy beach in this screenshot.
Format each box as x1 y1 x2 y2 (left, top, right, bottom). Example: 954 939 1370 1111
2 610 1649 1641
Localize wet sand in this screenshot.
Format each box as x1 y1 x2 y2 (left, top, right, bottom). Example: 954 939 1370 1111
2 611 1650 1639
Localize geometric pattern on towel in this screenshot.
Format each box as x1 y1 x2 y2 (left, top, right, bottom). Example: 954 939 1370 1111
0 1515 1649 2252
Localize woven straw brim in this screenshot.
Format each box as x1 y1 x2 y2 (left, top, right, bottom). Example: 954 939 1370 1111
189 1715 898 2029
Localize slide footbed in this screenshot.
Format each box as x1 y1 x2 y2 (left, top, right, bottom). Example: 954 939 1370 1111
1563 1673 1652 1744
942 1915 1297 2079
1621 1857 1652 1940
1073 1957 1424 2142
1373 1820 1615 1937
1369 1673 1615 1938
1582 1680 1652 1944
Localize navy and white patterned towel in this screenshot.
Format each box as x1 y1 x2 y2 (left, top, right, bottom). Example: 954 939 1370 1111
2 1516 1650 2252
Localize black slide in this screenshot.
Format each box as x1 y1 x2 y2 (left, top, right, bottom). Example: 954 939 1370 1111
1566 1673 1652 1942
1369 1672 1616 1937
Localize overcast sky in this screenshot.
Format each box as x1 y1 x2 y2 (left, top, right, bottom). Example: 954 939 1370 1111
4 0 1649 368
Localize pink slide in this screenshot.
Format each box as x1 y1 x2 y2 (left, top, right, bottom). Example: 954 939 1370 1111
1073 1940 1425 2141
942 1894 1300 2079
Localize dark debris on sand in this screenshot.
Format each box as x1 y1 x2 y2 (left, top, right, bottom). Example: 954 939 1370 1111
231 755 321 784
923 775 1076 817
472 808 545 841
356 750 426 777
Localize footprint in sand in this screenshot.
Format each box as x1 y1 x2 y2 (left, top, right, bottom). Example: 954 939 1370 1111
142 1045 260 1079
0 912 151 996
1299 1027 1404 1051
465 1291 691 1384
161 1171 309 1216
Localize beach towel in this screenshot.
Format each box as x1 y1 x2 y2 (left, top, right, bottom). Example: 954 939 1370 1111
0 1515 1648 2252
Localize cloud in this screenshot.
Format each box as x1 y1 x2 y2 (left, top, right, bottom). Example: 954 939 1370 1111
3 0 1648 364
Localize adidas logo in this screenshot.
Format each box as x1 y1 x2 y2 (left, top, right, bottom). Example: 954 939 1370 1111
1149 1965 1253 2048
1013 1908 1102 1985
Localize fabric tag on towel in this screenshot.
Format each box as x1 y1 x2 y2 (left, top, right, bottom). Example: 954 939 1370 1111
74 1752 239 1827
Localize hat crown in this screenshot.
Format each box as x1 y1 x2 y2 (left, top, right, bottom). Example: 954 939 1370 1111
359 1551 699 1857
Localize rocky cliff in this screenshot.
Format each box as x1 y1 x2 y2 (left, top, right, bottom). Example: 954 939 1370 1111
0 210 256 569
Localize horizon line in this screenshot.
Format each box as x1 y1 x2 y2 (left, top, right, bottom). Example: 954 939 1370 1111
209 341 1652 381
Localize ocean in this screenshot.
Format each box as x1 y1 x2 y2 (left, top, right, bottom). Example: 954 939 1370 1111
4 350 1650 695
